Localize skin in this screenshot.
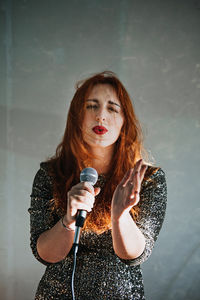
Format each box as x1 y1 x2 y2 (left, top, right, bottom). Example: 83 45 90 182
82 83 124 174
111 159 147 259
37 84 147 263
82 84 124 150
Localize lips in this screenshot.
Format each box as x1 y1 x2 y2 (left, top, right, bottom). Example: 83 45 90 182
92 126 108 135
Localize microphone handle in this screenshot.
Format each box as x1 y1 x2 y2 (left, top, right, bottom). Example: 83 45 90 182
73 176 97 251
73 210 87 249
75 210 87 227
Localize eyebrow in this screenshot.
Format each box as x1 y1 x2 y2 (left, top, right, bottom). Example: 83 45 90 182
86 99 121 108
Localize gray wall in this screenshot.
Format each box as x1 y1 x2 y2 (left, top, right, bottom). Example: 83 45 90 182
1 0 200 299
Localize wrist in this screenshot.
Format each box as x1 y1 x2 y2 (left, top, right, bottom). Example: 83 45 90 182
61 216 75 232
111 210 131 224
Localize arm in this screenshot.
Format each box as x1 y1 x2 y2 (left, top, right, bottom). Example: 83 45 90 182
111 160 147 260
28 163 99 264
36 217 75 264
28 163 73 264
127 167 167 266
111 162 167 264
112 212 145 260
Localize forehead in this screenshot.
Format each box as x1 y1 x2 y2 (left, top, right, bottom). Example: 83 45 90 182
88 84 120 103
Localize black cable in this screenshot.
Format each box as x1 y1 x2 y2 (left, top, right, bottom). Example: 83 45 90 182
70 168 98 299
71 244 78 300
71 212 85 299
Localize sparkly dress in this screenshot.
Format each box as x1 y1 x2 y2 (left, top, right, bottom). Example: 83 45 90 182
28 163 167 300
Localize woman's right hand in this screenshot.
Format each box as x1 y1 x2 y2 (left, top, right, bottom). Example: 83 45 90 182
64 182 100 227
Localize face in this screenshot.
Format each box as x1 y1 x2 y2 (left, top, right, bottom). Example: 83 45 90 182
82 84 124 151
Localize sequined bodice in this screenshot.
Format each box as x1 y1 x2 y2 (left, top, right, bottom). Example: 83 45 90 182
28 162 167 300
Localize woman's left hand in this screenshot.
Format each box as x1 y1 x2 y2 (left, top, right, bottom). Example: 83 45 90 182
111 159 147 220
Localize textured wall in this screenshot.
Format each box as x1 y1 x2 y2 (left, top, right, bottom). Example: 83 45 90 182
0 0 200 299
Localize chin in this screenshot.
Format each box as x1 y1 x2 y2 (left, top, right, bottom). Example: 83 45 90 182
87 140 116 149
83 133 119 149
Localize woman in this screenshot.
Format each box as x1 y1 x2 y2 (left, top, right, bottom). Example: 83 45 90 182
29 71 167 300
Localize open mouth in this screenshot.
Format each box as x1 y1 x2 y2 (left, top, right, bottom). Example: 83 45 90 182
92 126 108 135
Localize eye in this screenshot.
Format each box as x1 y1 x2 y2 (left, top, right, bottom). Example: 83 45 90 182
86 104 98 110
108 106 119 113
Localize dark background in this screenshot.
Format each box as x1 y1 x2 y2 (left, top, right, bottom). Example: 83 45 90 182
0 0 200 299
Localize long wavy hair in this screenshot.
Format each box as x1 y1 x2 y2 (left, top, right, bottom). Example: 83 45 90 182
48 71 150 234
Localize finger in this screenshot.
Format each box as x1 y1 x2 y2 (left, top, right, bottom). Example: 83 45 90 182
129 191 139 204
75 191 95 202
134 159 143 172
122 160 142 188
124 162 141 199
75 203 93 212
121 169 133 187
128 159 142 183
134 189 140 203
72 182 95 195
68 189 95 211
70 195 94 212
69 189 94 199
130 189 140 200
130 160 145 185
130 172 140 199
94 187 101 196
140 164 148 181
81 182 95 195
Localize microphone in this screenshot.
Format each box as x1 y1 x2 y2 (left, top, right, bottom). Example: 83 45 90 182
73 167 98 252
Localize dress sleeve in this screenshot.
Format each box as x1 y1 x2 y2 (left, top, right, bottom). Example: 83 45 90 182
28 162 58 266
120 167 167 266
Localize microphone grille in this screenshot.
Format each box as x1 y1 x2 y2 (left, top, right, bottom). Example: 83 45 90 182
80 168 98 185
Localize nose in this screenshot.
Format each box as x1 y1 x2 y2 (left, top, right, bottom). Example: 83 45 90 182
95 108 106 122
96 115 106 122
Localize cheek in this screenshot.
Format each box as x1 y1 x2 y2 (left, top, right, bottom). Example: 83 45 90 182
82 112 92 128
112 115 124 128
111 118 124 137
82 118 86 130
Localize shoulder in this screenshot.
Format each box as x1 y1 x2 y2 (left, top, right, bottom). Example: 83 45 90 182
40 161 51 173
145 165 165 178
145 165 166 179
33 161 52 181
139 165 167 212
142 165 167 190
31 161 53 198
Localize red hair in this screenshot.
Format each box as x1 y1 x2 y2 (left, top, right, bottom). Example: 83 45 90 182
48 71 148 234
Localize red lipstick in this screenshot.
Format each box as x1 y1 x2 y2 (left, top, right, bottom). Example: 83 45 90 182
92 126 108 135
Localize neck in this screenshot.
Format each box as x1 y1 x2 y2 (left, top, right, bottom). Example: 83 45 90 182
89 145 114 174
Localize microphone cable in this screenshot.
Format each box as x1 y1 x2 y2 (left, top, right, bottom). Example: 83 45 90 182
70 168 98 300
71 210 86 300
71 244 78 300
